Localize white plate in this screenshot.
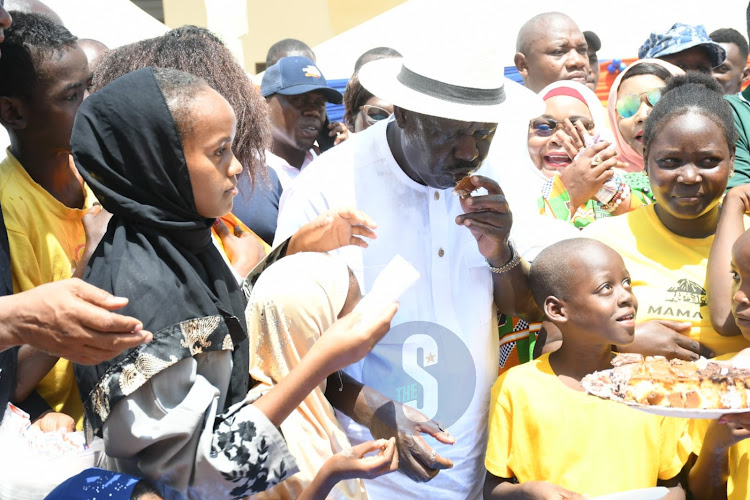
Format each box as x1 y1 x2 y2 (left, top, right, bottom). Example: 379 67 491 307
581 370 750 419
593 487 668 500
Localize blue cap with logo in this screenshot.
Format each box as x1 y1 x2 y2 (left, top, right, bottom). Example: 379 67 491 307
260 56 343 104
638 23 726 68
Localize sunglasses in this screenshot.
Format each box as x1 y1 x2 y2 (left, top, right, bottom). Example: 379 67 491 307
616 88 663 119
529 117 594 137
360 104 392 125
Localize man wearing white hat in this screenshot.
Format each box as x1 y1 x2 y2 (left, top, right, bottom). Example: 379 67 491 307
274 46 543 499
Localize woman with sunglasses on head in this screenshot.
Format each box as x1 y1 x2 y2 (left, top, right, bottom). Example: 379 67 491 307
529 81 655 228
607 59 684 172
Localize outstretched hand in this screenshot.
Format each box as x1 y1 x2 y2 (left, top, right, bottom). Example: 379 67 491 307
300 438 398 500
287 208 378 255
4 278 152 364
327 438 399 481
369 400 455 482
455 175 513 265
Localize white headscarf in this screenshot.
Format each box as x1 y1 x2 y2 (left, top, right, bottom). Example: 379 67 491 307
247 252 366 500
484 81 611 259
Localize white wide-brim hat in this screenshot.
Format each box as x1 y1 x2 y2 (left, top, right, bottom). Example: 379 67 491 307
358 56 543 124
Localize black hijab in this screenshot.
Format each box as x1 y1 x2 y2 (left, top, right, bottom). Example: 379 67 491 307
72 68 249 435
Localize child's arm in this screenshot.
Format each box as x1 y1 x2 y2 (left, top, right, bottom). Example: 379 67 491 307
708 185 750 336
483 471 585 499
298 438 397 500
253 303 397 427
285 207 378 256
688 412 750 500
13 345 58 402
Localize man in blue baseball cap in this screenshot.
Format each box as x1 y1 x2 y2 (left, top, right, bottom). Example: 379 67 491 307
638 22 726 74
261 56 343 189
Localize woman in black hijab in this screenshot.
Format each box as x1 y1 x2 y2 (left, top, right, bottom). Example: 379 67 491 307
72 67 397 498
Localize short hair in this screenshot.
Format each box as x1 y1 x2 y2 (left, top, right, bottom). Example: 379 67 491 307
0 10 78 99
516 12 576 54
529 238 599 308
265 38 315 68
92 29 270 188
5 0 63 25
353 46 401 73
130 479 165 500
166 25 224 45
710 27 749 61
152 67 208 143
342 71 372 128
620 62 673 85
643 72 738 156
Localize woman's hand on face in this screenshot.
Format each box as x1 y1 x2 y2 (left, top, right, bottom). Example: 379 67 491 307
562 118 594 153
559 140 619 209
314 302 398 373
619 319 715 360
287 208 378 255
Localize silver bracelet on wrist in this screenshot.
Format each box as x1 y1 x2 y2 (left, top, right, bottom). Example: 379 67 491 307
487 241 521 274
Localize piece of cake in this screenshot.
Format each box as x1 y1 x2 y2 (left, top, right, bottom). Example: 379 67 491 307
604 354 750 410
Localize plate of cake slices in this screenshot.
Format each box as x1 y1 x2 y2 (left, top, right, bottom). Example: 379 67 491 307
581 353 750 419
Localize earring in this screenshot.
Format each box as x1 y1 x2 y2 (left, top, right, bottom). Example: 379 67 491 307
730 171 735 178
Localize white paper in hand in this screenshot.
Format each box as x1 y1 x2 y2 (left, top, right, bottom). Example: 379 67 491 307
353 255 420 325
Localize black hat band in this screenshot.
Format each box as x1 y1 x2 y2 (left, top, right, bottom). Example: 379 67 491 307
397 65 505 106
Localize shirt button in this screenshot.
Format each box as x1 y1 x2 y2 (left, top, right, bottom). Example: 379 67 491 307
434 192 440 200
438 248 445 257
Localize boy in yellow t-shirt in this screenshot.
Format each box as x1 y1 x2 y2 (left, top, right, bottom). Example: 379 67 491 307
0 13 94 428
484 238 690 499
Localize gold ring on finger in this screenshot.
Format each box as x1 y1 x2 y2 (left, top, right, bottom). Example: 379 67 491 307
591 154 602 167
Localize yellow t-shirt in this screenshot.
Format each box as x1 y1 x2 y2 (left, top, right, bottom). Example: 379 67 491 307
689 352 750 500
486 353 691 497
584 205 750 356
0 150 95 429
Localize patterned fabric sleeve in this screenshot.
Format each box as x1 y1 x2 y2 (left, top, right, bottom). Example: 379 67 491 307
623 171 656 207
538 172 655 229
102 352 297 499
538 175 596 228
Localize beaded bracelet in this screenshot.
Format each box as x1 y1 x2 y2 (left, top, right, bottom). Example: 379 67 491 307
601 183 631 213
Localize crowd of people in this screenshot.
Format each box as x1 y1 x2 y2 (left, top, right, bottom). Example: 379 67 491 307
4 0 750 499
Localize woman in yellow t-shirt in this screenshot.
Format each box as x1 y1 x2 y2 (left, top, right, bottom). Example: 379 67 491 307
584 72 750 359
